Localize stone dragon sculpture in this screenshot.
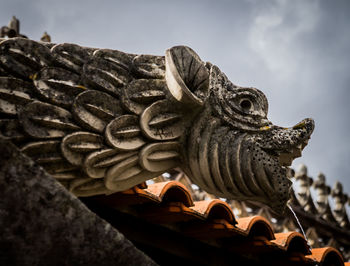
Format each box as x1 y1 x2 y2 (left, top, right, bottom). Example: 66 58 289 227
0 38 314 214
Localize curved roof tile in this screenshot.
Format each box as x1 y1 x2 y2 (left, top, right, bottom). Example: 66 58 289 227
306 247 344 266
272 232 311 255
190 199 236 225
90 180 346 264
145 181 193 207
236 216 275 240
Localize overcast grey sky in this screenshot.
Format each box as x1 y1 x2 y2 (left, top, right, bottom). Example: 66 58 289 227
1 0 350 194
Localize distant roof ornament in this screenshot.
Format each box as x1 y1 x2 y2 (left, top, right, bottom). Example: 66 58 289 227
0 16 27 39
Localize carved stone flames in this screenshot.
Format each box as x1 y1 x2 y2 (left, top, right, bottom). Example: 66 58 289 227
0 38 314 214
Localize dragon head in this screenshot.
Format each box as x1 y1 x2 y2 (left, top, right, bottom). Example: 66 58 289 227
165 46 314 214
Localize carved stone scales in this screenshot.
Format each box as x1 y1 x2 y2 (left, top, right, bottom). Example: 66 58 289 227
0 38 314 214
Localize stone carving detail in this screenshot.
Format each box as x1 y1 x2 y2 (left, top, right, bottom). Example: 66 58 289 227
331 181 350 228
0 16 27 39
0 38 315 214
294 164 318 214
314 173 337 223
305 227 322 248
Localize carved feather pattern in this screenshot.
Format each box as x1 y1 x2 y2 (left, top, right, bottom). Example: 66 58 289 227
21 140 79 179
121 79 166 114
84 149 137 178
51 43 94 73
72 90 124 133
0 77 33 115
105 114 146 150
0 38 53 79
0 37 186 197
61 132 104 166
33 67 85 108
20 101 81 138
140 99 184 140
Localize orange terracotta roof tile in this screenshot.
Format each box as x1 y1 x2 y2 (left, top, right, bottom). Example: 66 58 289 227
190 199 236 224
139 194 236 226
138 201 204 224
92 185 160 206
177 199 240 239
306 247 344 266
236 216 275 240
144 181 193 207
94 181 193 207
87 179 347 264
271 232 311 255
182 218 239 240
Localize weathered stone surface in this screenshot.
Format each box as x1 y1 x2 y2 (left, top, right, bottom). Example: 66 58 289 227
0 77 34 115
0 38 53 78
51 43 94 73
33 67 85 108
0 38 315 214
295 164 318 214
19 100 81 138
72 90 124 133
0 138 157 266
331 181 350 228
314 173 338 224
105 114 146 150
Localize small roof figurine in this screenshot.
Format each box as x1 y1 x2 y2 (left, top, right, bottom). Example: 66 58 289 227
0 16 27 38
40 31 51 42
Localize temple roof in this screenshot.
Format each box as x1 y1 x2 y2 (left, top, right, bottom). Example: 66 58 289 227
84 176 347 265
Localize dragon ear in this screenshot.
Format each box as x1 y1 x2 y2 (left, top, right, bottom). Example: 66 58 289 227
165 46 209 106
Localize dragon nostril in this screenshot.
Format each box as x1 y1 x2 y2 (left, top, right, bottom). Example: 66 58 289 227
292 122 306 130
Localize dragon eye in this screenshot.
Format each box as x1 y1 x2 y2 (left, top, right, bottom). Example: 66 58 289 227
240 99 252 112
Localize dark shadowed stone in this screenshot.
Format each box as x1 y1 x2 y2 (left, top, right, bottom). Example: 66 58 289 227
0 138 157 266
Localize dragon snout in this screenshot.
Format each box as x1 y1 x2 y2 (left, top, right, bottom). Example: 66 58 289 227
279 118 314 166
292 118 315 136
283 118 314 161
258 118 315 167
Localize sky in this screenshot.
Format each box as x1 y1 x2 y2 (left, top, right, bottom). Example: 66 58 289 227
1 0 350 196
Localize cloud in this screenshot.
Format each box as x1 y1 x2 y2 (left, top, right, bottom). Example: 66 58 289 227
249 0 320 80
